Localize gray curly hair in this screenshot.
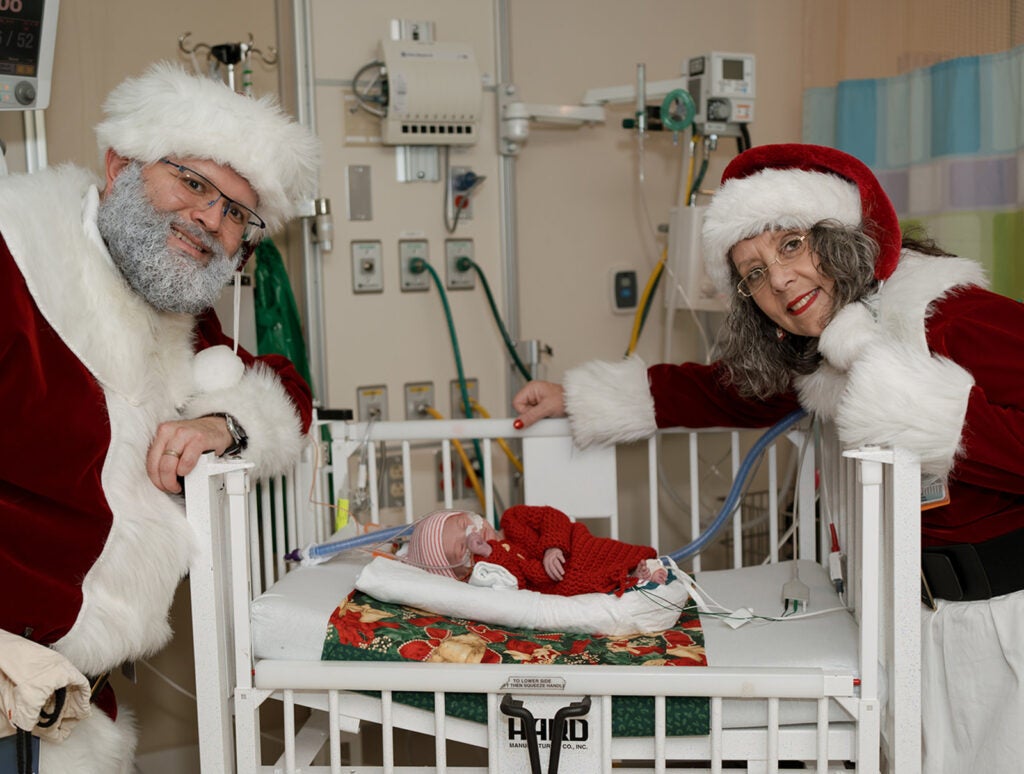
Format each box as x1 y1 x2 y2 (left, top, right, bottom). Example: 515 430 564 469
713 220 880 399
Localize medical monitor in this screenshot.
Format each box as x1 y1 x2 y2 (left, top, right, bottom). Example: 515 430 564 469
0 0 59 110
686 51 755 131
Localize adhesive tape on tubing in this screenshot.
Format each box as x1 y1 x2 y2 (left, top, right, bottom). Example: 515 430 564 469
661 89 696 133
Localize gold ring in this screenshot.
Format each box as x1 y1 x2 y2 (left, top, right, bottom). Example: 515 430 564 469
163 449 182 458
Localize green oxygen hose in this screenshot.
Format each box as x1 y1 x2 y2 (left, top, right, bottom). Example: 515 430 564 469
457 256 533 382
410 258 487 511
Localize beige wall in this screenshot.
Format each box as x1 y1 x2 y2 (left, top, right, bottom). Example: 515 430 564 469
802 0 1024 86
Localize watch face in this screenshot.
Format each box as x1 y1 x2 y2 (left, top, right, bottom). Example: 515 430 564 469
224 413 247 450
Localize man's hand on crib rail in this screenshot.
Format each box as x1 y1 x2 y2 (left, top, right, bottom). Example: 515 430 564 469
145 416 235 494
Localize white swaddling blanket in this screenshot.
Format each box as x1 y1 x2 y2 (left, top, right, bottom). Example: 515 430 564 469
354 556 690 636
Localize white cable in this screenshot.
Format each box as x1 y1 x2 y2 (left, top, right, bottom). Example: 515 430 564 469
231 271 241 355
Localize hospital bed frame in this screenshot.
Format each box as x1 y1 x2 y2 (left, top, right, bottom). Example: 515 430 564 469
185 417 922 773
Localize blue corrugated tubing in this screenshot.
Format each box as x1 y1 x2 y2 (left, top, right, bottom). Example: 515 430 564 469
285 522 415 563
668 409 808 562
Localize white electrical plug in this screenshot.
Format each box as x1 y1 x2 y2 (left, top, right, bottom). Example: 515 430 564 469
782 564 810 613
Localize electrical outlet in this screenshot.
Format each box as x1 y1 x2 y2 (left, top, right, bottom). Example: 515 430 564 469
351 240 383 293
399 239 430 292
445 239 475 290
356 384 388 421
450 377 479 418
404 381 435 419
382 453 405 508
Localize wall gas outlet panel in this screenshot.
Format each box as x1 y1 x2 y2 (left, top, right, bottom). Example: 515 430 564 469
450 377 479 418
399 239 430 292
445 239 475 290
351 240 384 293
356 384 389 422
404 381 435 419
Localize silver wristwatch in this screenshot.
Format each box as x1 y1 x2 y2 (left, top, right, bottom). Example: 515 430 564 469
204 412 248 456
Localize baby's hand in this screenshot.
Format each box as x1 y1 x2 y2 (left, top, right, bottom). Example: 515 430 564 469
635 559 668 585
467 531 492 558
543 548 566 581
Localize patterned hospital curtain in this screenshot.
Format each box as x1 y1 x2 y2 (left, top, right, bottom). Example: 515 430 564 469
803 46 1024 301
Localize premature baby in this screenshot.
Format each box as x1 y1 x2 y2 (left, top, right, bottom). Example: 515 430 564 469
401 505 668 596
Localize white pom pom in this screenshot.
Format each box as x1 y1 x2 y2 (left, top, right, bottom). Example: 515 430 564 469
193 345 245 393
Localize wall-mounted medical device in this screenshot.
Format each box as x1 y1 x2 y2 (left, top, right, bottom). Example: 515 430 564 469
686 51 754 132
0 0 59 110
379 39 482 146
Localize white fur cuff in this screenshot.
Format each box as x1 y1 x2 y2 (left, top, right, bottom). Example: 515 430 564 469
564 356 657 448
184 361 307 478
837 344 973 477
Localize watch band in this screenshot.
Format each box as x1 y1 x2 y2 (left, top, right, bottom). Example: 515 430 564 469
203 412 248 456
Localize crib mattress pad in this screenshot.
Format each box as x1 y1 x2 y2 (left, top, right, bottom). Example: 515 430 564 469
252 556 856 668
250 555 859 731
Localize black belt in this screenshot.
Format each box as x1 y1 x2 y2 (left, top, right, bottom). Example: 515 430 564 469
922 526 1024 605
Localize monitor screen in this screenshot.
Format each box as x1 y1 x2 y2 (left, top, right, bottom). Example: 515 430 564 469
721 58 745 82
0 0 44 77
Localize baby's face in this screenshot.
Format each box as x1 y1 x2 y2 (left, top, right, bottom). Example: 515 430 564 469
442 512 498 579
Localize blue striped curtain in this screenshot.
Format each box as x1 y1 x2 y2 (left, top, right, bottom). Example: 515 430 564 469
803 46 1024 300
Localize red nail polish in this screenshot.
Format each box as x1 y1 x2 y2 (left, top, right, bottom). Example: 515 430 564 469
513 418 524 430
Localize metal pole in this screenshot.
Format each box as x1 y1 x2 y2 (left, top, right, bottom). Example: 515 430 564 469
495 0 520 411
290 0 329 404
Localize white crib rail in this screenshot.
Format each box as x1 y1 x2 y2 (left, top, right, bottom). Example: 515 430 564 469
329 417 813 570
185 418 921 773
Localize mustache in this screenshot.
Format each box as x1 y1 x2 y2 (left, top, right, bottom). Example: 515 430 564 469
169 216 227 259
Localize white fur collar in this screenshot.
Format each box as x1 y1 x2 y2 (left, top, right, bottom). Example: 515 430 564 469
0 165 196 406
796 251 983 476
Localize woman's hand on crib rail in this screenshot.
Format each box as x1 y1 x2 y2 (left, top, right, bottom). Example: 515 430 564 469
512 380 566 430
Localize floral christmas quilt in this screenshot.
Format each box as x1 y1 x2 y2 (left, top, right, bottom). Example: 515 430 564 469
321 590 710 736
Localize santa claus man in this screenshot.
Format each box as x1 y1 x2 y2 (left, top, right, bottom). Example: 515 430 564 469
0 62 319 772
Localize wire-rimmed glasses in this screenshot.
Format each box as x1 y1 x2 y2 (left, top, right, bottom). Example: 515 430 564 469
158 158 266 244
736 232 809 298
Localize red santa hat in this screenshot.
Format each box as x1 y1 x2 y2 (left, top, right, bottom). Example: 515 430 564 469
701 143 901 297
402 509 465 579
95 61 320 235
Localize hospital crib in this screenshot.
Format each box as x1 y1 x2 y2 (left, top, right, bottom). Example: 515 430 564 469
185 416 922 773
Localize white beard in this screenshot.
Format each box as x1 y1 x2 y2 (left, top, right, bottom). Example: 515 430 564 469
96 162 239 314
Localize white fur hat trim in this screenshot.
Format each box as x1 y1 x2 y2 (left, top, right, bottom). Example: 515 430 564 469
95 62 320 234
702 168 861 296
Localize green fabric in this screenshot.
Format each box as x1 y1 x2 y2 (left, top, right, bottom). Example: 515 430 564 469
320 590 711 736
253 238 313 391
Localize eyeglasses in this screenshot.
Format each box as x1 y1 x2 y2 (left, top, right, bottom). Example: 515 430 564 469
158 159 266 243
736 232 809 297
